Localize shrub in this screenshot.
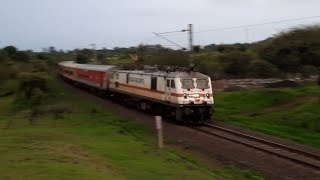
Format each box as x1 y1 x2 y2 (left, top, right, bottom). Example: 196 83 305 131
221 52 254 77
0 51 9 62
12 51 31 62
16 72 50 104
248 60 280 78
300 65 318 78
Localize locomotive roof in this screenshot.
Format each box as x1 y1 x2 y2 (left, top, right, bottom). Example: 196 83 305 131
59 61 115 71
116 70 210 79
59 61 210 78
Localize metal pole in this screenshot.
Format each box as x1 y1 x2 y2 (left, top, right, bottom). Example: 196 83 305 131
189 24 193 52
155 116 163 148
188 24 194 68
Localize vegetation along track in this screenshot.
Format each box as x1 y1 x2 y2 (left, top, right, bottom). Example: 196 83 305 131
193 123 320 170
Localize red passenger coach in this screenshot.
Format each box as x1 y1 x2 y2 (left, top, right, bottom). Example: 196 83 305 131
76 69 105 87
58 61 116 90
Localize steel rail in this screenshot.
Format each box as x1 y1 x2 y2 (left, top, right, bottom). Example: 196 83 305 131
192 123 320 170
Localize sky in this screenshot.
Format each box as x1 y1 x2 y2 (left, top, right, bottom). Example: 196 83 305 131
0 0 320 51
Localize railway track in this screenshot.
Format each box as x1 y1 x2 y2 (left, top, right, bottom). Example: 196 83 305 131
193 123 320 170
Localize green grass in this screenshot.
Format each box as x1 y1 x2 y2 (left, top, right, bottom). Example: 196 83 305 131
0 79 263 180
215 83 320 148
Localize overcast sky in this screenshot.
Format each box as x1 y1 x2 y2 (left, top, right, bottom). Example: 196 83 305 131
0 0 319 51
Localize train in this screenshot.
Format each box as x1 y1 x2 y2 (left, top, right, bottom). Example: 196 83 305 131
58 61 214 123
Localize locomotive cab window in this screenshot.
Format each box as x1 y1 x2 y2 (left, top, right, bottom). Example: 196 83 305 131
181 79 194 89
166 79 170 87
151 77 157 90
126 74 129 84
196 79 210 89
171 79 175 88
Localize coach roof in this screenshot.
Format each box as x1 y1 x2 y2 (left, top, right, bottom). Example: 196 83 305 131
59 61 115 71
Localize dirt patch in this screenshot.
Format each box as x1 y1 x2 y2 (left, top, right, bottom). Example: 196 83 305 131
261 96 318 112
60 145 121 173
265 80 302 88
64 145 91 159
212 77 318 92
60 80 320 180
224 85 248 92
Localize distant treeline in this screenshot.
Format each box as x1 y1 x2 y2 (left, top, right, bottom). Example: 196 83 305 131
0 25 319 79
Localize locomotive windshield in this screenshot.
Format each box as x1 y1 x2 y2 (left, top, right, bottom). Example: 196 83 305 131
196 79 210 89
181 79 194 89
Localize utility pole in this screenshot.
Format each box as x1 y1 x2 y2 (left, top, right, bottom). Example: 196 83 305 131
89 44 96 62
188 24 193 52
188 24 194 69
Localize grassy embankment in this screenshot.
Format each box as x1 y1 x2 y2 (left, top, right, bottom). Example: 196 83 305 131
0 78 263 180
215 83 320 148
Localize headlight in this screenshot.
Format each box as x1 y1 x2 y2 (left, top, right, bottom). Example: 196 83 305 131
184 93 187 99
206 93 210 98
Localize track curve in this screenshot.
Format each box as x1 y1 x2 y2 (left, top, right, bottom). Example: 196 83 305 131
192 123 320 170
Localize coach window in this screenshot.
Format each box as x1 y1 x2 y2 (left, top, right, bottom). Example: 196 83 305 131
166 79 170 88
171 79 175 88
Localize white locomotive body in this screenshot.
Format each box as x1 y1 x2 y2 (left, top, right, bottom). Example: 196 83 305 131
59 61 214 122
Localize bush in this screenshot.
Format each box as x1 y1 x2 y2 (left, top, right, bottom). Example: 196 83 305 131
0 51 9 62
16 72 50 104
32 60 49 72
300 65 318 78
221 52 254 77
76 53 90 64
0 80 18 97
12 51 31 62
248 60 280 78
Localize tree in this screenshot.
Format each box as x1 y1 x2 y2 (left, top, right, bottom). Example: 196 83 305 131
16 72 50 123
258 26 320 73
300 65 318 78
3 46 17 56
97 53 106 61
76 53 90 64
12 51 31 62
0 51 9 62
49 46 57 53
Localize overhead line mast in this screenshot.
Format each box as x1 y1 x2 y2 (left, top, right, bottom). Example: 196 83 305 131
154 24 195 70
188 24 194 69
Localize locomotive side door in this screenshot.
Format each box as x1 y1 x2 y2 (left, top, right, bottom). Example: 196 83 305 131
165 78 171 102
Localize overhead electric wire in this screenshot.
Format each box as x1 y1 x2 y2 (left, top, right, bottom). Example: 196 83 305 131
195 15 320 34
156 30 186 35
158 15 320 37
152 32 185 49
117 15 320 49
